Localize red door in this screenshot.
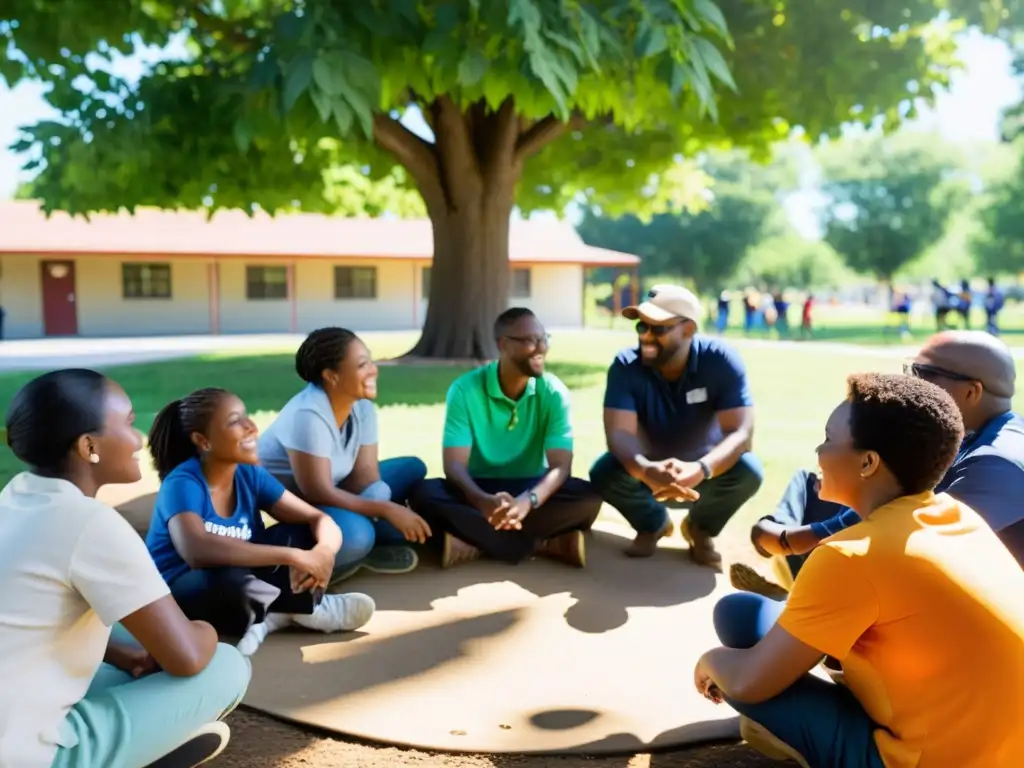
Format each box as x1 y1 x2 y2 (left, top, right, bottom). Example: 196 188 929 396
40 261 79 336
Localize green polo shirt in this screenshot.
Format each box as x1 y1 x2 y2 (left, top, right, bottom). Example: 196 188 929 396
442 361 574 479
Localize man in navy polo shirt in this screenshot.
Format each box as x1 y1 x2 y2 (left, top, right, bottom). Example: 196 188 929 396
732 329 1024 599
589 284 764 568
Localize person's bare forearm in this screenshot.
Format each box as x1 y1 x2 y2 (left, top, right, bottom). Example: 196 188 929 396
443 460 489 507
186 536 300 570
529 464 570 507
753 520 823 557
311 513 342 553
608 431 653 480
304 484 388 518
699 428 751 477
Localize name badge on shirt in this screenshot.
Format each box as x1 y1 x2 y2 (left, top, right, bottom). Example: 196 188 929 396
686 388 708 404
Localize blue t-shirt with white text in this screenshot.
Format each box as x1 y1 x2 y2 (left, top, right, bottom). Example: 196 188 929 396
146 457 286 583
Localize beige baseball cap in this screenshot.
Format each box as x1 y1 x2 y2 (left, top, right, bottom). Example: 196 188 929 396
622 284 702 325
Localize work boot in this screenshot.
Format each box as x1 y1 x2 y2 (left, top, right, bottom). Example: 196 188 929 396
729 562 790 601
680 516 722 570
624 518 674 558
538 530 586 567
441 533 481 569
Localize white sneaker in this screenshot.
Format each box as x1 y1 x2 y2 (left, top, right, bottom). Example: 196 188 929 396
237 612 292 656
293 593 376 633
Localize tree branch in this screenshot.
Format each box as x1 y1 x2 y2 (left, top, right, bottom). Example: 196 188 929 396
432 95 483 207
372 112 445 211
514 112 586 162
490 97 520 168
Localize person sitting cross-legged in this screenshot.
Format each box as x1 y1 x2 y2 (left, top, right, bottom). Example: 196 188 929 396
589 284 763 569
696 373 1024 768
733 329 1024 600
410 308 603 568
0 370 251 768
146 388 376 657
258 327 430 579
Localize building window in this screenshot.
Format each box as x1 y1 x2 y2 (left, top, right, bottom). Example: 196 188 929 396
421 267 431 299
246 266 288 300
511 267 532 299
335 266 377 299
122 263 171 299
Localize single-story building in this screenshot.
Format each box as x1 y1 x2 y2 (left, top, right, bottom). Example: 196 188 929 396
0 201 640 339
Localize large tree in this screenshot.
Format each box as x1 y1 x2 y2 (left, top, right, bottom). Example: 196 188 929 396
971 151 1024 276
0 0 991 357
816 133 967 284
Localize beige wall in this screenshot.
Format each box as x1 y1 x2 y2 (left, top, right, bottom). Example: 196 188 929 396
0 255 588 338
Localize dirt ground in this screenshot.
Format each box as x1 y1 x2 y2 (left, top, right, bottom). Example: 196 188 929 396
220 710 783 768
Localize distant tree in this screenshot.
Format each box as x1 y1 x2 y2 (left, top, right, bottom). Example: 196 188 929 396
817 134 967 283
577 150 782 293
971 149 1024 276
737 228 852 290
0 1 990 357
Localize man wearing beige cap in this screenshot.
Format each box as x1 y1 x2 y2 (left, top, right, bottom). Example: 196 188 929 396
589 284 764 568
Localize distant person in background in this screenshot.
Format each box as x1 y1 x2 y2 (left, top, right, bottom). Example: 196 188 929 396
742 289 757 335
772 290 790 338
931 279 952 329
957 279 973 329
760 292 777 335
717 290 731 334
799 294 814 340
985 277 1005 336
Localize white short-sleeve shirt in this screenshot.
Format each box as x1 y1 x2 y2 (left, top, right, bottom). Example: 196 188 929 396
258 383 379 487
0 472 171 768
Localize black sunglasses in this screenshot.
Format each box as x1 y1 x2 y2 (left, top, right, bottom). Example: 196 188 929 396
636 320 683 336
903 362 977 384
504 333 550 348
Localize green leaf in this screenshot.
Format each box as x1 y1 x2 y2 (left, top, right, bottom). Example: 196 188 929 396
233 117 253 153
310 87 333 122
312 52 346 96
693 0 730 40
636 22 668 58
340 52 380 95
283 52 314 110
457 50 488 87
390 0 419 24
693 38 736 91
332 99 354 135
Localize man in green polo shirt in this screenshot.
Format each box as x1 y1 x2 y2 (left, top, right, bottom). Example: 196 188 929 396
410 308 602 568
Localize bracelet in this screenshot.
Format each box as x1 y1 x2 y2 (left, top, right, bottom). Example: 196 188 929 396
697 459 712 480
779 529 792 554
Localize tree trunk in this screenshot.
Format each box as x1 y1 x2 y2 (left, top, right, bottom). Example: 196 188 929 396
372 98 574 361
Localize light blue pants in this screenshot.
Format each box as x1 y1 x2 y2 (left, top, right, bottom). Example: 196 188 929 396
51 627 251 768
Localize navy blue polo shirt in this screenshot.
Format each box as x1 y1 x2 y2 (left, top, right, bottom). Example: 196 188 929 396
603 336 753 461
812 410 1024 564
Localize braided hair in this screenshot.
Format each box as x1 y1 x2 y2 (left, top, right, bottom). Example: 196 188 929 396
295 327 359 386
148 387 229 480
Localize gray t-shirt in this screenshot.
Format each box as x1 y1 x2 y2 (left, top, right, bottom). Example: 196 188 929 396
258 383 379 487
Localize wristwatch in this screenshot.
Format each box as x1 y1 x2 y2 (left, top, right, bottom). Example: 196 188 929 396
528 490 539 509
697 459 712 480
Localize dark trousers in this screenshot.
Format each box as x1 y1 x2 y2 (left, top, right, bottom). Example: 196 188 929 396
713 592 886 768
410 476 602 563
588 451 763 537
168 523 320 639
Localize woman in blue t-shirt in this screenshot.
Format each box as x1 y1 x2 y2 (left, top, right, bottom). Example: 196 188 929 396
146 387 375 656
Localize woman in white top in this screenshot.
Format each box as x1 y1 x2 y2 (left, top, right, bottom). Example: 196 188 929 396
0 369 251 768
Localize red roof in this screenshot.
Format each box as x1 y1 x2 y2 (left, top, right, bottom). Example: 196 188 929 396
0 201 639 266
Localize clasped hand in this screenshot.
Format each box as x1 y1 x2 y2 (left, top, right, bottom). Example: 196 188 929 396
643 458 703 503
480 491 531 530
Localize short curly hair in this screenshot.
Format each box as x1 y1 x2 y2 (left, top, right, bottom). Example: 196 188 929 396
846 372 964 494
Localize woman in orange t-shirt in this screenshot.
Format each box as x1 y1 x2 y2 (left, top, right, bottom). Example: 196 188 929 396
694 373 1024 768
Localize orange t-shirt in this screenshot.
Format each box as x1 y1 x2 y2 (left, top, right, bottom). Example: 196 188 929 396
779 492 1024 768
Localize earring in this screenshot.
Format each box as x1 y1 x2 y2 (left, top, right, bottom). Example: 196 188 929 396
88 452 100 464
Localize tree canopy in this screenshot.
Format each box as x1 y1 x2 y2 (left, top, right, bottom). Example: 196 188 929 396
816 132 967 282
0 0 1004 356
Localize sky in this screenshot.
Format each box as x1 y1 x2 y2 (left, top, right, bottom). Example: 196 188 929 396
0 29 1020 205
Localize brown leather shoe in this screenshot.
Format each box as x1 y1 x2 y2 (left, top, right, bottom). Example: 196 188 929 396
538 530 586 568
441 533 481 569
729 562 790 601
680 516 722 570
625 518 675 558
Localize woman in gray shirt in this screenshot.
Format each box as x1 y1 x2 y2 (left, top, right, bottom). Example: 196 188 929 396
259 327 431 578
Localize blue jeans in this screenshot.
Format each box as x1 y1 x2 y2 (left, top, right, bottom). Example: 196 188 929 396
51 627 250 768
589 451 763 537
712 592 885 768
320 456 427 571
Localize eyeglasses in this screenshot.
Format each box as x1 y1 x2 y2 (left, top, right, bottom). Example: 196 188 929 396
903 362 977 385
636 320 683 336
505 334 551 349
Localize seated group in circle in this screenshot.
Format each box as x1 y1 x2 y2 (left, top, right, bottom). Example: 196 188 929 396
1 282 1022 767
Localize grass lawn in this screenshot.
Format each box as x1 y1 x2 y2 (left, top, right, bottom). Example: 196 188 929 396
2 327 1007 558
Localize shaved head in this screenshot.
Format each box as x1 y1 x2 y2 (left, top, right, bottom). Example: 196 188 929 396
916 331 1015 400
